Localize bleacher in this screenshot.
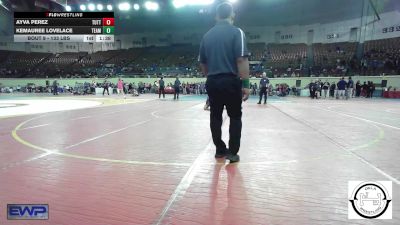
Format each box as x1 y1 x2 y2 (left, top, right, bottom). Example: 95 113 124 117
363 37 400 75
133 46 170 71
0 50 11 64
1 37 400 78
43 52 87 66
313 42 357 66
364 37 400 58
248 43 266 61
1 51 51 69
79 50 121 67
106 49 143 66
160 45 197 67
265 43 307 68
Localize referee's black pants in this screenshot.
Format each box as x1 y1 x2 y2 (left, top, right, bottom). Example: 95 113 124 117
174 87 180 99
159 87 165 98
259 87 267 103
103 87 109 95
206 74 242 156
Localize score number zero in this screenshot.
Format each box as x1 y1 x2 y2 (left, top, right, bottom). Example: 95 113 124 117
91 18 114 26
103 18 114 35
91 18 114 34
103 18 114 26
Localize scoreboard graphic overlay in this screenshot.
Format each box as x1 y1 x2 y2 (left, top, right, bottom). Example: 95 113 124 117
14 12 114 43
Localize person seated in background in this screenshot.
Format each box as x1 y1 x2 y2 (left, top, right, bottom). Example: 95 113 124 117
65 84 71 93
291 86 297 96
128 83 133 94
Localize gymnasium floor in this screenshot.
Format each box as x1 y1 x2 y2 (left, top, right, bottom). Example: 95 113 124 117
0 94 399 225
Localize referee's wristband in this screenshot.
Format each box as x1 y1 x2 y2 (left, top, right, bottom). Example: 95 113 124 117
242 78 250 89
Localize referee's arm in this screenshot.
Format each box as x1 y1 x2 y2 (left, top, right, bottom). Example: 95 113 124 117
237 57 249 80
200 64 208 77
199 40 208 76
235 29 250 101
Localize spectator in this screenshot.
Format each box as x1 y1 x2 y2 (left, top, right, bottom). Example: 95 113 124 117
322 80 330 98
52 80 58 95
329 82 336 98
174 77 181 100
347 76 354 98
337 77 347 99
355 80 361 97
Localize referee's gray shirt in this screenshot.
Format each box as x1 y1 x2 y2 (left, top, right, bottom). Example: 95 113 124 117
199 20 249 76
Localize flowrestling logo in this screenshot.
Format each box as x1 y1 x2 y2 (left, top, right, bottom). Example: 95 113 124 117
348 181 392 219
7 204 49 220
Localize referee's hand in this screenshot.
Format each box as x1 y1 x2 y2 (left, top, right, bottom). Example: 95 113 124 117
242 88 250 102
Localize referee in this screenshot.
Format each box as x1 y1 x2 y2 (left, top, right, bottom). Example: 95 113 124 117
158 77 165 99
258 72 269 104
199 2 250 163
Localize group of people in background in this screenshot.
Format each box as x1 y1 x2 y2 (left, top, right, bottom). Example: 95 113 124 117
0 76 378 102
99 77 209 98
309 77 376 99
155 77 208 99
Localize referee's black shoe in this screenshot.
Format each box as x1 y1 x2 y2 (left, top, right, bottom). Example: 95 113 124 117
227 154 240 163
215 148 227 158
